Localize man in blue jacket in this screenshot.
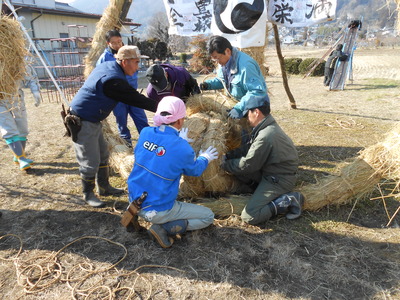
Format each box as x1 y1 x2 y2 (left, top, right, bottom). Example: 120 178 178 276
146 63 200 103
69 45 158 208
200 35 268 119
127 96 217 248
97 30 149 147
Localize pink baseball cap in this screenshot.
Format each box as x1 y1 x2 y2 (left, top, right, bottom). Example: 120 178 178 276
153 96 186 126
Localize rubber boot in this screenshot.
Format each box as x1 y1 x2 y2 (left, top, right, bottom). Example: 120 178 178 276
285 192 305 220
267 192 304 219
7 140 31 170
96 165 124 196
82 177 106 208
13 139 33 165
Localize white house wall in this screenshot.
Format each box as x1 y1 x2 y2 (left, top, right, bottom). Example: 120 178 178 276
17 11 131 50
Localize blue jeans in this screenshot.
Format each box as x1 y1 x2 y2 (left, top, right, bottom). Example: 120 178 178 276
138 201 214 231
113 103 149 140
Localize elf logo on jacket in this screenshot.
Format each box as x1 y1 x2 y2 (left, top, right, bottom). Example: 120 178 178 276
143 141 166 156
155 146 166 156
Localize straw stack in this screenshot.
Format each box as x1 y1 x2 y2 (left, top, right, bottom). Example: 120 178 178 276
83 0 125 79
0 15 27 101
301 123 400 210
179 93 243 198
102 121 133 180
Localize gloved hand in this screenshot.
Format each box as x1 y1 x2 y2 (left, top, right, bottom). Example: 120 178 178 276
228 108 240 119
199 82 208 91
179 127 194 143
32 91 41 107
199 146 219 163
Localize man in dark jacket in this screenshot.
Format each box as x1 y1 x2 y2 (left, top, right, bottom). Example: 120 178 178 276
69 45 158 208
146 64 200 103
324 43 348 86
222 95 304 225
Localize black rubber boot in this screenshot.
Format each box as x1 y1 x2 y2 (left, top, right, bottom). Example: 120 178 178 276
96 165 124 196
82 177 106 208
267 192 304 219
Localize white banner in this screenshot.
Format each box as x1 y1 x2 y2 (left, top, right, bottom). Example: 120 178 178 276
162 0 336 47
210 0 267 48
268 0 337 27
163 0 213 36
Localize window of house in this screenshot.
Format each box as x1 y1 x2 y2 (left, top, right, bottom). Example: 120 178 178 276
59 33 69 48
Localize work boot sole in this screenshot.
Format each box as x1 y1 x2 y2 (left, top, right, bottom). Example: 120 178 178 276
97 187 125 196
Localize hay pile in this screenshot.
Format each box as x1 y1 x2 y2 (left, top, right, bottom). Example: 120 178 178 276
179 93 244 198
83 0 126 79
0 15 27 101
302 123 400 210
102 121 133 180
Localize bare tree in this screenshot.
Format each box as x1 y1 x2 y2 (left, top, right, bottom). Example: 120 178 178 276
145 12 169 43
168 35 192 54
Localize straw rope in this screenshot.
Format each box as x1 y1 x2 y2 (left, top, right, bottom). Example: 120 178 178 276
0 234 185 298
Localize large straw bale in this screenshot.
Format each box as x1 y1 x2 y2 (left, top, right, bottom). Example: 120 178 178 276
179 94 241 198
301 123 400 211
83 0 126 78
0 15 27 101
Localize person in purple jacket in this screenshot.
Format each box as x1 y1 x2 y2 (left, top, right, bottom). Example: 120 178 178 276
97 30 149 147
145 64 200 103
127 96 217 248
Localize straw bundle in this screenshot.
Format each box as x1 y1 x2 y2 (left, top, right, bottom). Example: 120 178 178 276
301 123 400 211
179 93 242 198
102 120 133 180
83 0 125 78
240 46 267 77
0 15 27 101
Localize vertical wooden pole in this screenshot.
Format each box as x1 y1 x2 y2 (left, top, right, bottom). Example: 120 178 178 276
272 24 297 109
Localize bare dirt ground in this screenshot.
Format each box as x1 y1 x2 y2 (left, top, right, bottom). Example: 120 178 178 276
1 46 400 299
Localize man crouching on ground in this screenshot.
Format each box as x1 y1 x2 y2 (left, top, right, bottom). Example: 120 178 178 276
222 94 305 224
127 96 217 248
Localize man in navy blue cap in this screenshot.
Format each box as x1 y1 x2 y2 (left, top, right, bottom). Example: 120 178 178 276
222 94 304 224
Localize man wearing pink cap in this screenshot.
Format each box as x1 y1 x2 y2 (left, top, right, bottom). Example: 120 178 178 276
127 96 218 248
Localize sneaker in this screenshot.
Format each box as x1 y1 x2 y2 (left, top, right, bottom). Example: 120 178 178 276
148 224 174 248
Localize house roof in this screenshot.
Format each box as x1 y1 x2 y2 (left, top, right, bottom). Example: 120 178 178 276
2 1 141 27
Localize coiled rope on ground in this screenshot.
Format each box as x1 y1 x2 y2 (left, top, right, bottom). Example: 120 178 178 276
0 234 184 299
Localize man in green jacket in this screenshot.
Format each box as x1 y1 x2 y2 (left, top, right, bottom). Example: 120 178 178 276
222 95 304 225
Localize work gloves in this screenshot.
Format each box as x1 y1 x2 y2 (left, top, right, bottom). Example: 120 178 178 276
228 108 241 119
199 146 219 163
179 128 194 143
33 91 41 107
